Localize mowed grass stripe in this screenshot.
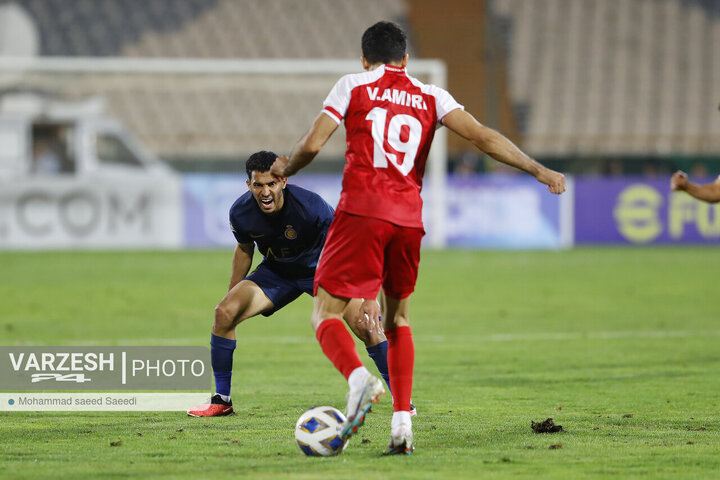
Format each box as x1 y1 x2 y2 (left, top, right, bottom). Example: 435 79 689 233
0 248 718 479
26 329 720 347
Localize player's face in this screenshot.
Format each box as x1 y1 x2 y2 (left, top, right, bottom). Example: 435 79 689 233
247 170 287 215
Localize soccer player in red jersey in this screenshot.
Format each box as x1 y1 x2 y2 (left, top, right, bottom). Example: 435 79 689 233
271 21 566 454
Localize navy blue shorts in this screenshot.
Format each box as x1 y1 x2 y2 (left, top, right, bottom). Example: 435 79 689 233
246 263 314 317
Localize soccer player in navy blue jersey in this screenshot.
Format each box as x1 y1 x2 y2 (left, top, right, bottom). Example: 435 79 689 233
188 150 395 417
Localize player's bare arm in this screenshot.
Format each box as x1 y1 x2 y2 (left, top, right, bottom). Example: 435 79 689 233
443 109 566 194
271 113 339 177
228 242 254 291
670 171 689 191
670 170 720 203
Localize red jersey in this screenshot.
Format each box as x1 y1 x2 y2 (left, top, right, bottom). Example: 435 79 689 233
322 64 463 228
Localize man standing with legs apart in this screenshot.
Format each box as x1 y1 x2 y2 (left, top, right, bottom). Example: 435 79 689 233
271 22 566 454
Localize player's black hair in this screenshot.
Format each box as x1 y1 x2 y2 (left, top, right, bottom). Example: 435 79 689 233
361 21 407 65
245 150 278 179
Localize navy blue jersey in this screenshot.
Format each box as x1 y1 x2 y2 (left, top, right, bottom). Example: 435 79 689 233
229 184 334 279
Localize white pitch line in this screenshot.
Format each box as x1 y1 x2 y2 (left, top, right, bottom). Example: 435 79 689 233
429 330 720 343
9 330 720 347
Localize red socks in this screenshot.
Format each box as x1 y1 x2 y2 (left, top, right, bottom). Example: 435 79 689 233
315 318 363 380
315 318 415 413
386 326 414 412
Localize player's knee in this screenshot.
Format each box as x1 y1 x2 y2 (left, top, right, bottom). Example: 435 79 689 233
310 312 323 331
213 303 236 332
366 327 386 345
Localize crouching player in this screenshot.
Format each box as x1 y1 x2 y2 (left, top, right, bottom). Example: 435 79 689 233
187 150 403 416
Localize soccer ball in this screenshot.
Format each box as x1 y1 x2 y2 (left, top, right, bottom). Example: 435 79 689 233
294 406 349 456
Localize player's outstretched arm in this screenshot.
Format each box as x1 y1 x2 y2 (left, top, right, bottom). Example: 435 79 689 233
670 170 720 203
271 113 339 177
443 109 566 194
228 242 254 291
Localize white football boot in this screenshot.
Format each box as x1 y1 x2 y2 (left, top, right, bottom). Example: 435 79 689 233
384 422 414 455
341 374 385 439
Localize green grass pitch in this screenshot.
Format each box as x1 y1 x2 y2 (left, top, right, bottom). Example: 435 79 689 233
1 248 718 479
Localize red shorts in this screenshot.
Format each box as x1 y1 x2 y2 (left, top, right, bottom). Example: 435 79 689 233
314 211 425 299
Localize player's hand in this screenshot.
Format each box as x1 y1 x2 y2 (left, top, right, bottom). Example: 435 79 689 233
270 155 290 178
536 168 566 194
670 171 688 191
358 299 383 337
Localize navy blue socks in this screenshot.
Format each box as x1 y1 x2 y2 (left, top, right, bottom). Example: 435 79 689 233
366 340 391 393
210 334 236 397
211 335 388 399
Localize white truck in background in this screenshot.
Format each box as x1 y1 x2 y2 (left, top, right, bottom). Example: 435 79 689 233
0 93 182 249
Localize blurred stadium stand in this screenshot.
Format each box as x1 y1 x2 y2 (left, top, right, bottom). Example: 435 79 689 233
17 0 220 57
1 0 717 174
490 0 720 174
14 0 408 59
0 0 409 170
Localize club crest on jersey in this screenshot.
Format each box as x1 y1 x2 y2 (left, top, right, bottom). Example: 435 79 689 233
366 87 427 110
284 225 297 240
